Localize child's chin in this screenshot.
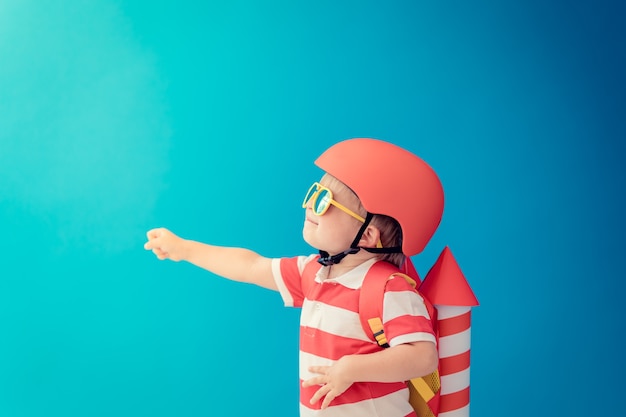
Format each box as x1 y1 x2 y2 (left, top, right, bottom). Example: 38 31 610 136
301 232 316 248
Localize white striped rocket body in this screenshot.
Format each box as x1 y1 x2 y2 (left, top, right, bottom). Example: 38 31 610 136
419 247 478 417
437 306 473 417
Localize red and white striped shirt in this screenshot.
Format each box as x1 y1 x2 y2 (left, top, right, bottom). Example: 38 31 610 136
272 255 436 417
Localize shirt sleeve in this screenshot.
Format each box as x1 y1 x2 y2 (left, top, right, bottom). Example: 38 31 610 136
271 254 318 308
382 275 437 347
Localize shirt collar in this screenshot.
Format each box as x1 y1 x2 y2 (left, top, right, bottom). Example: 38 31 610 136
314 258 378 290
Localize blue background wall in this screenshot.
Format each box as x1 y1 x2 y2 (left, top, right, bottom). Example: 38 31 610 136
1 1 624 416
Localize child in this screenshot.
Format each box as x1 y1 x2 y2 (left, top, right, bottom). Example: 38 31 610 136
144 138 445 417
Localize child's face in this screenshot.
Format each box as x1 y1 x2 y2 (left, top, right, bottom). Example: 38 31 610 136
302 176 364 255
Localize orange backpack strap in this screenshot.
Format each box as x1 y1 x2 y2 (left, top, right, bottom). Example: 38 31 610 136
359 261 437 339
358 261 403 347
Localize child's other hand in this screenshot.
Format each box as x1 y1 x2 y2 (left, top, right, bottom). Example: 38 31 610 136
144 228 186 261
302 357 355 409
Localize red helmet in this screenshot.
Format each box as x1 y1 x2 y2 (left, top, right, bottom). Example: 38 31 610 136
315 138 444 256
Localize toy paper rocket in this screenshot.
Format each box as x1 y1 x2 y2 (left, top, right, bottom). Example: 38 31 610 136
419 247 479 417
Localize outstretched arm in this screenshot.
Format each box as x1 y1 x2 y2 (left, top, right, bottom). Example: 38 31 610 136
144 228 277 291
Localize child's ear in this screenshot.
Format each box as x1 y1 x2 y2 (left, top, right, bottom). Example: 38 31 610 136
359 225 381 248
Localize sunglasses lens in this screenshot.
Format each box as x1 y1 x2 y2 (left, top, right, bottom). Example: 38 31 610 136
314 189 331 215
303 184 318 205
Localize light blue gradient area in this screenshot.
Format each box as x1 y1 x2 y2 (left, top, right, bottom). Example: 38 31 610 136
1 1 624 416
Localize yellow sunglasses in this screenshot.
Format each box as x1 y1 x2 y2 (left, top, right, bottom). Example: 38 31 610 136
302 182 365 223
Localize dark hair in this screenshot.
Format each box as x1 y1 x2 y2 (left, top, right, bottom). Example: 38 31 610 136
371 213 406 267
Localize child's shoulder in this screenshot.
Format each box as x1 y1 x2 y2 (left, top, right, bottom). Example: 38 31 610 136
277 253 320 276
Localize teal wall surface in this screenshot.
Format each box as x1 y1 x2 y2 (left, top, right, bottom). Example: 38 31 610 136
1 1 624 416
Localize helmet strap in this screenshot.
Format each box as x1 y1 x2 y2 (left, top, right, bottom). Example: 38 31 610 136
362 246 403 254
317 213 375 266
317 247 360 266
